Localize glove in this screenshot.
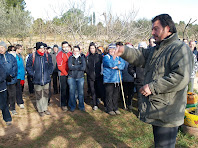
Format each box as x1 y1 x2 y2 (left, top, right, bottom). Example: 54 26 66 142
6 75 12 82
20 80 25 86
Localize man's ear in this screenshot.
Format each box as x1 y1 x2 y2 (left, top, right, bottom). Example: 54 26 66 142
165 25 170 33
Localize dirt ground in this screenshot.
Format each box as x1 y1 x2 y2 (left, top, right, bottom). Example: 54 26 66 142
1 76 198 147
0 78 98 147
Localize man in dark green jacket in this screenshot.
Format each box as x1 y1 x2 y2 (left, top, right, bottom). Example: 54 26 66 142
115 14 193 147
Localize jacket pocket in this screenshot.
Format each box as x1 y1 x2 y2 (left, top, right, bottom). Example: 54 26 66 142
147 94 170 120
43 89 49 98
35 90 42 100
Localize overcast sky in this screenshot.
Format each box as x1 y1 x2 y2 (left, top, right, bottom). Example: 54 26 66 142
25 0 198 24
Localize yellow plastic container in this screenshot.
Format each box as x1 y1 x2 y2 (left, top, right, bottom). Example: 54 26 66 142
184 107 198 128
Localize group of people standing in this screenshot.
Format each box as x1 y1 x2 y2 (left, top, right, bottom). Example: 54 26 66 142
0 13 197 148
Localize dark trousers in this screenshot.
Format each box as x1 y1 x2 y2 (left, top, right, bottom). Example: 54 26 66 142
48 80 52 103
105 83 120 112
27 75 34 94
89 77 106 107
52 71 59 93
59 75 69 107
0 91 12 122
123 82 134 107
152 125 178 148
7 84 16 110
16 79 24 105
135 84 143 112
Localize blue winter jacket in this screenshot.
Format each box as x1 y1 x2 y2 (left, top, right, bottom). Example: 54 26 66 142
103 54 125 83
26 52 53 86
16 54 25 80
0 62 7 92
0 52 18 85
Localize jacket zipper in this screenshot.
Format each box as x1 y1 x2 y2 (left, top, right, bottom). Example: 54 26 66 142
41 57 44 85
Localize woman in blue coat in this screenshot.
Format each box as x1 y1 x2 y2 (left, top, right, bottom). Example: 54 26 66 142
103 43 125 115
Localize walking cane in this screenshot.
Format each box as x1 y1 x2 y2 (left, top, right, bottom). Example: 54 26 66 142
118 70 127 109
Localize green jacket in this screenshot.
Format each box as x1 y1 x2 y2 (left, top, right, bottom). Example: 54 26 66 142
121 33 193 127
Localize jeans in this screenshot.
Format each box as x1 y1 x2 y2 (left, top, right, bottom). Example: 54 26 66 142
152 125 178 148
59 76 69 107
105 83 120 112
0 91 12 122
68 77 85 111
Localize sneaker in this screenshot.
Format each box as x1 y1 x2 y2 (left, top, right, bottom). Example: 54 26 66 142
6 121 12 126
93 106 98 111
115 110 121 115
39 112 45 117
44 110 51 115
19 104 25 109
61 106 68 112
108 111 116 115
11 110 18 115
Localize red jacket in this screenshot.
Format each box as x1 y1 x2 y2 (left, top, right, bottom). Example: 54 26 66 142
56 51 72 76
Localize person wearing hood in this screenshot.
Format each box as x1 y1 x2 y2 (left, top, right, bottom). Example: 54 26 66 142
85 42 105 111
26 42 53 116
56 41 72 111
0 41 13 125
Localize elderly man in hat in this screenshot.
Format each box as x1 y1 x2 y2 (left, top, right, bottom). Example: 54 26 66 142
26 42 53 116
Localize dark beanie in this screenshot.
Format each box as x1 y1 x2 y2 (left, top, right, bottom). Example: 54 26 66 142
53 44 58 48
36 42 44 50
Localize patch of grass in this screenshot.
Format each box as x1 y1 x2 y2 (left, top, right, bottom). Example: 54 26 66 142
176 130 198 148
1 90 198 148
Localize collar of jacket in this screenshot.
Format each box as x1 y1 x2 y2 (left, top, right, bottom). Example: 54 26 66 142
155 33 178 50
72 54 81 59
62 49 68 54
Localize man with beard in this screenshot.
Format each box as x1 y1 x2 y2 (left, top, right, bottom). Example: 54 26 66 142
115 14 193 147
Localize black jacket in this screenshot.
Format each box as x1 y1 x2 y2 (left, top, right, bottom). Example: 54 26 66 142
68 55 86 79
86 53 103 81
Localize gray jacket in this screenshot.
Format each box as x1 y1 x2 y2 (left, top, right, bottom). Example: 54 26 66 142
50 52 58 72
121 33 193 127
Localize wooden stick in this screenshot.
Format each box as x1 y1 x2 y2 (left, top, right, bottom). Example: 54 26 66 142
119 70 127 109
